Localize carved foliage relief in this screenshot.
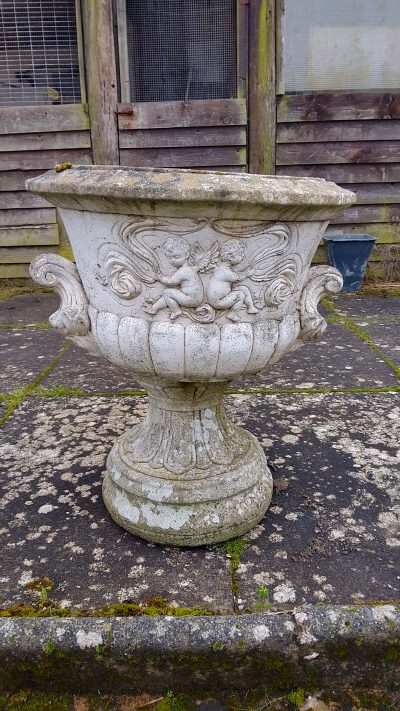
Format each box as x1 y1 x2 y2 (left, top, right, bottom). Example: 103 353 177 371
96 218 303 323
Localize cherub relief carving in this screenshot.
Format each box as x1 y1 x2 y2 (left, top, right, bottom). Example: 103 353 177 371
97 219 301 322
144 237 217 320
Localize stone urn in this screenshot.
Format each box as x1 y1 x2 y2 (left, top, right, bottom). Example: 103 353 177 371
28 166 355 546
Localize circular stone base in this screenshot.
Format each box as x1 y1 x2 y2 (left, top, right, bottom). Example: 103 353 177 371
102 433 273 546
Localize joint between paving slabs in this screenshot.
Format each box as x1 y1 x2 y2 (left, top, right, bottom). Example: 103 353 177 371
323 297 400 381
0 342 72 426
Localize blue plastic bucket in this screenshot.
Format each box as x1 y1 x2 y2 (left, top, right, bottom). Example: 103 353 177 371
323 234 376 292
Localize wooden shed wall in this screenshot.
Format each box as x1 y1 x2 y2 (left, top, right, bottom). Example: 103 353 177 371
276 93 400 280
0 105 92 278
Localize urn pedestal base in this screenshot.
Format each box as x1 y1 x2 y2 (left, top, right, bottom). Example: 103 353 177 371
102 382 273 546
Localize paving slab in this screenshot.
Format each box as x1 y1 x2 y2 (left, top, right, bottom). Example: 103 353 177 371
0 328 65 393
0 396 233 612
40 344 142 393
226 392 400 610
333 294 400 320
232 322 399 391
0 292 59 326
354 321 400 367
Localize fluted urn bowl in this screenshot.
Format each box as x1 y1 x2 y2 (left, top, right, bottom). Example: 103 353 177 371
28 166 355 546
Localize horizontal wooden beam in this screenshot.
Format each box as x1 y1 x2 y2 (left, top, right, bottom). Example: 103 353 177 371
0 225 59 247
0 264 30 279
120 147 247 168
277 141 400 166
0 209 57 227
0 245 56 264
340 183 400 205
0 149 92 171
277 93 400 123
0 192 50 209
277 120 400 144
0 171 44 191
0 104 90 135
118 99 247 130
0 131 91 152
276 163 400 183
119 126 247 149
334 204 400 225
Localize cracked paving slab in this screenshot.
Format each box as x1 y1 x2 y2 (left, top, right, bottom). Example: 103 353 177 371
0 328 65 393
0 396 233 612
232 322 399 391
223 392 400 611
0 292 59 326
353 321 400 367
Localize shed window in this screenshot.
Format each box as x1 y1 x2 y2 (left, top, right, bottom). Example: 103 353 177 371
119 0 237 103
282 0 400 93
0 0 81 107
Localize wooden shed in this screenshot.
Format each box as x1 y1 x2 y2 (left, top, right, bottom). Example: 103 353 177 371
1 0 399 282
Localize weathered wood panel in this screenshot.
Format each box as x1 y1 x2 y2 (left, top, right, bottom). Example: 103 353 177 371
0 209 57 227
0 149 92 171
118 99 247 130
0 171 46 191
277 94 400 123
248 0 275 174
0 132 91 152
340 184 400 205
277 141 400 166
0 104 90 135
82 0 119 164
0 225 59 247
333 205 400 225
276 164 400 183
0 245 55 264
119 127 246 149
120 147 247 168
0 192 50 209
277 120 400 143
0 264 30 279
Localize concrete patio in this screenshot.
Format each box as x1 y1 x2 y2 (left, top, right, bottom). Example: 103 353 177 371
0 290 399 709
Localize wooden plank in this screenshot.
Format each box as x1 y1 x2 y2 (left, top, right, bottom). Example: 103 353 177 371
81 0 119 164
0 245 55 264
277 93 400 123
190 166 247 173
118 99 247 130
0 264 30 279
0 104 90 135
119 127 247 149
0 132 91 152
277 141 400 166
248 0 275 174
0 149 92 171
275 0 285 95
276 163 400 183
0 192 50 209
0 209 57 227
339 183 400 205
116 0 130 103
277 120 400 143
0 171 44 191
0 225 59 247
333 205 400 225
120 147 247 168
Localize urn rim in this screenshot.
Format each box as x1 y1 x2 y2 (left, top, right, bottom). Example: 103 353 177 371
25 165 356 221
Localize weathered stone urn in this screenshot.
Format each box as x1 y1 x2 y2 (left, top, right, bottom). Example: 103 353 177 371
28 166 355 546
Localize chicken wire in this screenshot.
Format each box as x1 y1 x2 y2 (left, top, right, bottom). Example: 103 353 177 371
125 0 237 103
0 0 81 107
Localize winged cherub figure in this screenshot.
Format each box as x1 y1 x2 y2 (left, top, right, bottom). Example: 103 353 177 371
207 239 259 321
145 237 218 320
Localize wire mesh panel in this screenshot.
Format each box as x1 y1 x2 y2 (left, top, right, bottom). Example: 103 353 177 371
125 0 237 103
283 0 400 93
0 0 81 107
